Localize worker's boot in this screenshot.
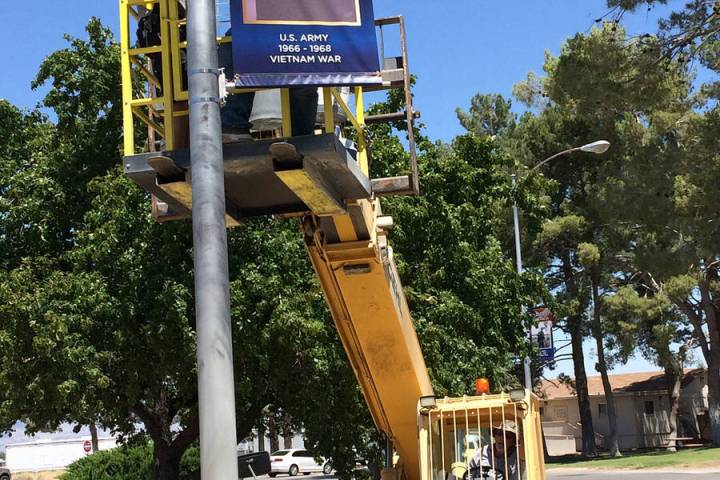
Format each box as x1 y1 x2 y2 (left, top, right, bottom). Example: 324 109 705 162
222 132 253 143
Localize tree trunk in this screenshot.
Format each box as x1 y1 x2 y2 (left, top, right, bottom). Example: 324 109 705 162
590 275 620 456
707 352 720 446
562 254 597 457
258 430 266 452
154 443 182 480
283 428 293 449
699 280 720 446
131 402 199 480
89 422 99 453
268 417 279 453
570 318 598 457
664 366 682 452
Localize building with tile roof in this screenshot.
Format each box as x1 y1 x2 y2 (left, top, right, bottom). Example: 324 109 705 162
539 369 708 455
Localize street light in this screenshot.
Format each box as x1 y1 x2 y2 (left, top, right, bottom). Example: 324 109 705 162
580 140 611 154
513 140 610 391
527 140 611 174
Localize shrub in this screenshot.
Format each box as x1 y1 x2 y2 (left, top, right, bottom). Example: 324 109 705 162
60 444 200 480
60 445 152 480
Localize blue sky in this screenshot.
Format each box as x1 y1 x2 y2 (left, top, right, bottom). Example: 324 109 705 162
1 0 676 142
0 1 687 384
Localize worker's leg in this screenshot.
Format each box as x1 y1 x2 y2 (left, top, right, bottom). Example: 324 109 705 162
220 92 255 141
217 29 255 141
289 87 319 136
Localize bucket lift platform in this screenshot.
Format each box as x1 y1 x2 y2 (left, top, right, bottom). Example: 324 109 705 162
119 2 419 224
124 132 372 224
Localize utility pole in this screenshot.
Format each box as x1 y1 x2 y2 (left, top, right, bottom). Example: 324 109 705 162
187 0 239 478
511 174 533 391
511 140 610 392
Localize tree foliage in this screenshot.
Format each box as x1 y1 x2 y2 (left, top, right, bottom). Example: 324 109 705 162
455 94 515 138
492 13 720 447
608 0 720 92
467 20 704 454
0 17 540 480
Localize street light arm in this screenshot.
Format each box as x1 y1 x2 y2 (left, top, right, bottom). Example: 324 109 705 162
527 147 582 174
510 139 608 392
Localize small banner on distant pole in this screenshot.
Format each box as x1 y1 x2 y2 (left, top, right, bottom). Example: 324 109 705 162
230 0 381 86
531 307 555 362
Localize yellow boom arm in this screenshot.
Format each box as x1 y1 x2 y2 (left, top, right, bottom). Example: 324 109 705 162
304 200 434 480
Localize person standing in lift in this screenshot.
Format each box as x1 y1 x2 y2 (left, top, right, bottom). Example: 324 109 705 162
217 29 318 142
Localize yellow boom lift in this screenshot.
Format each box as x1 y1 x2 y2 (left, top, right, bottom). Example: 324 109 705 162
119 1 546 479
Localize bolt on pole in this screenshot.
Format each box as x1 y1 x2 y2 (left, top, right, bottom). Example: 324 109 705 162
187 0 239 478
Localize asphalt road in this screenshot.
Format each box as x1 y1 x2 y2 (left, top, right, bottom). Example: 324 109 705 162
547 470 719 479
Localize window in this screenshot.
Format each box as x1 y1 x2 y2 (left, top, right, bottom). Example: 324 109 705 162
539 407 545 416
292 450 313 457
553 406 568 420
644 400 655 415
598 403 607 416
271 450 289 456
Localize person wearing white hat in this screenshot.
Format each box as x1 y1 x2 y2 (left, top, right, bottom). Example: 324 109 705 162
468 420 523 480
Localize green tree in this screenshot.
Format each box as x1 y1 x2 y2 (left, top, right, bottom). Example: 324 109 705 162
608 1 719 87
509 12 720 448
605 285 696 451
0 17 123 444
495 21 694 456
455 94 516 139
0 102 57 270
369 89 546 393
385 135 545 393
0 19 545 480
618 107 720 445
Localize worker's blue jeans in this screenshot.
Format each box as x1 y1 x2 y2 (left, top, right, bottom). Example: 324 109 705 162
218 34 318 136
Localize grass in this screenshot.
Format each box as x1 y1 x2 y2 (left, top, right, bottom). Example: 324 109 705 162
547 446 720 470
12 472 64 480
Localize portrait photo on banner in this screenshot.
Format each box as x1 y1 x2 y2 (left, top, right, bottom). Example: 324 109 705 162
242 0 362 26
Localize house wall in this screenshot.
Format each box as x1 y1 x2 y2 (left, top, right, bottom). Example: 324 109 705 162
541 392 672 452
590 395 640 450
541 398 583 451
240 432 306 454
633 394 671 448
680 373 709 413
6 437 118 472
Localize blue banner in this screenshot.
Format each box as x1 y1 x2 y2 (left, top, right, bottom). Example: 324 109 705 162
230 0 381 87
539 347 555 363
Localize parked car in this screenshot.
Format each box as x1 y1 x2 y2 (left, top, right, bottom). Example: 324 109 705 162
0 465 9 480
269 449 333 477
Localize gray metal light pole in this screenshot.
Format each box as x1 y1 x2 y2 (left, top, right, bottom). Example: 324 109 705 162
513 140 610 392
511 174 533 391
187 0 239 478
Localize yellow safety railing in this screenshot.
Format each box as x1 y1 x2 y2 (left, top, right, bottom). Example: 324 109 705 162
120 0 371 180
419 392 546 480
120 0 176 154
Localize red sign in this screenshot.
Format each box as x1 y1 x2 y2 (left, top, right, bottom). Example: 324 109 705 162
83 440 92 453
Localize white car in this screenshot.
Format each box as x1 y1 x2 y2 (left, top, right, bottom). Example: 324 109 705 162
269 449 333 477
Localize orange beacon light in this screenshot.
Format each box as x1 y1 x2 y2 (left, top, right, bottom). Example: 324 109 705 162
475 377 490 395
